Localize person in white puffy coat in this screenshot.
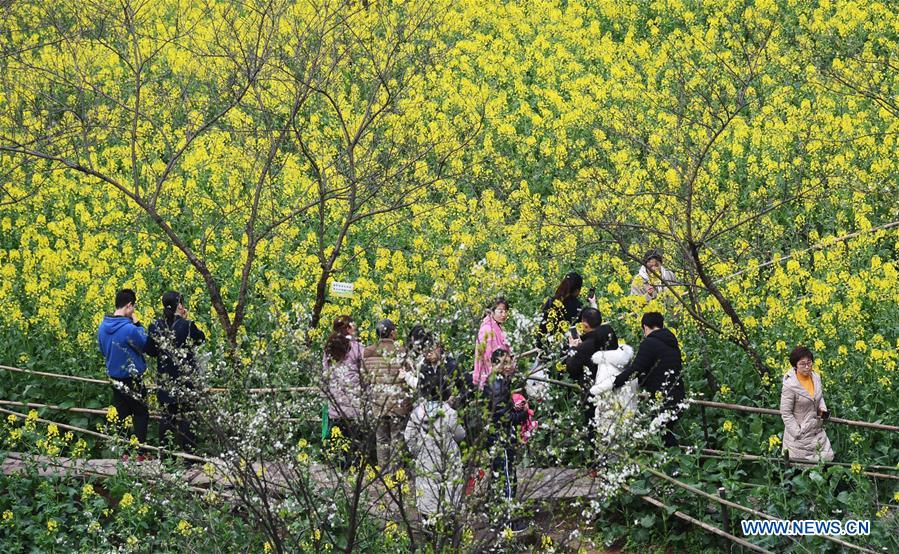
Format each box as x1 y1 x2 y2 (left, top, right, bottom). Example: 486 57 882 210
589 344 636 439
404 372 466 524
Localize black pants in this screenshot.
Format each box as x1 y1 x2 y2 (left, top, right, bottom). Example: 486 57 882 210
660 402 682 448
111 377 149 444
159 402 196 453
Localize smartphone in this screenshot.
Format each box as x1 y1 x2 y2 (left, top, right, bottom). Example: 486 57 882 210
569 327 579 340
588 287 596 299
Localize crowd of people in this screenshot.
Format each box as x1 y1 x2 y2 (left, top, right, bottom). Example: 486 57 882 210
95 249 836 529
316 258 694 531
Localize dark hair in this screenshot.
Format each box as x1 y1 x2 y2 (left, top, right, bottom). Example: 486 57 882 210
376 319 396 339
553 272 583 301
580 307 602 328
789 346 814 368
641 312 664 329
325 315 354 363
419 365 452 402
644 249 663 265
490 296 510 312
115 289 136 309
490 348 511 365
407 325 436 354
161 291 182 325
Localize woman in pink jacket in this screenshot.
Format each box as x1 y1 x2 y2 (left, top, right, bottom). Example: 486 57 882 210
472 297 511 390
323 316 364 421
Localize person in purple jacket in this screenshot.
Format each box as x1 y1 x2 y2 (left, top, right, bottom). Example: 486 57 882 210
97 288 149 446
323 315 365 467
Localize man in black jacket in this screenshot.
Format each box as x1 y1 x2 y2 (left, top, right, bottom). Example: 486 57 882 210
565 307 618 429
613 312 685 447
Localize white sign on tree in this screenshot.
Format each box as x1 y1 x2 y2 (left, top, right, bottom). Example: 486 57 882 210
330 281 355 299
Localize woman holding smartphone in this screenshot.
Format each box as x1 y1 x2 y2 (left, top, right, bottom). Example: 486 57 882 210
536 272 597 356
145 291 206 453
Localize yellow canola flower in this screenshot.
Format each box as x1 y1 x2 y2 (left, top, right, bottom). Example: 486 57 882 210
177 519 193 536
384 520 398 537
768 435 782 452
120 492 135 508
46 519 58 533
541 534 553 549
106 406 118 423
394 468 407 483
72 438 88 457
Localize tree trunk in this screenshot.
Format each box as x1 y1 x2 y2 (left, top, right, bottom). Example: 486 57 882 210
688 241 770 378
309 264 332 332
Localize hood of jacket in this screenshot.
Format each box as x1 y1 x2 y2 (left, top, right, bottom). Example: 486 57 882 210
99 315 133 334
648 328 679 349
97 315 147 379
592 343 634 368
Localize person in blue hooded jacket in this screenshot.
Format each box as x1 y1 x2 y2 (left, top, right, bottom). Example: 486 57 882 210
97 288 150 446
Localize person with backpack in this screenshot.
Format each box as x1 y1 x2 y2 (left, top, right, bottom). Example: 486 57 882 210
404 363 466 530
145 291 205 453
362 319 414 468
97 288 150 451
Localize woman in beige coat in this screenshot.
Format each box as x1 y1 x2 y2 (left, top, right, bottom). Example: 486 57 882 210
780 346 834 462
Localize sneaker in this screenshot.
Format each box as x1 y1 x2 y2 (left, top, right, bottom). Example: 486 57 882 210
510 519 528 534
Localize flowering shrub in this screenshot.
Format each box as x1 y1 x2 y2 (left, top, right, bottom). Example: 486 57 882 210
0 412 262 551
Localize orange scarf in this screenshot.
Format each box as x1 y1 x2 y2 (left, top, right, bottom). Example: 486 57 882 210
796 371 815 398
